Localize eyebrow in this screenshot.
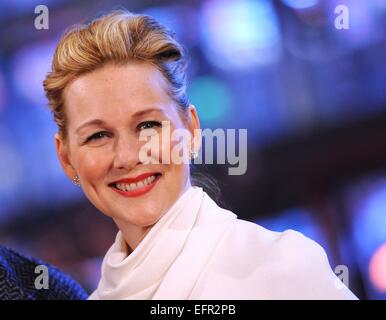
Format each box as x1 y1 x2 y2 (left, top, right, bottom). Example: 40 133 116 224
75 107 163 134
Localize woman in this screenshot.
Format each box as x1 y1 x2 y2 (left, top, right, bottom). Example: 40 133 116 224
43 10 357 300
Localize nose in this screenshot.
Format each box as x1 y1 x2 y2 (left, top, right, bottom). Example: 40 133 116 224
112 134 141 171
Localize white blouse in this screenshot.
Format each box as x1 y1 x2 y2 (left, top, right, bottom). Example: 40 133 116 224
89 186 358 300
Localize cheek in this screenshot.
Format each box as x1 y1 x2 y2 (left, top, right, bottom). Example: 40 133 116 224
143 129 176 164
157 126 192 164
76 150 110 182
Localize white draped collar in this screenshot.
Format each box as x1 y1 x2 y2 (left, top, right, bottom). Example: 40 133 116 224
89 186 357 300
89 186 237 299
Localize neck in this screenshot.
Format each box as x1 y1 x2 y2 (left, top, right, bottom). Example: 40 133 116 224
114 179 193 253
114 221 152 253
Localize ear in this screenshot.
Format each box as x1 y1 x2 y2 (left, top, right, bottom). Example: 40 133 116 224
186 104 202 154
55 133 77 182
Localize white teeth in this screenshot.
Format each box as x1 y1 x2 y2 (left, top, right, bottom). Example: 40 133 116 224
144 176 154 185
115 175 158 192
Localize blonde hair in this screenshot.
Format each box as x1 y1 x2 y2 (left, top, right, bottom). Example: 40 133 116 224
43 10 189 139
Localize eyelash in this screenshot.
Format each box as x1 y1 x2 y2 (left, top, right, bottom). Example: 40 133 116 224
84 131 110 143
136 120 162 131
84 121 162 144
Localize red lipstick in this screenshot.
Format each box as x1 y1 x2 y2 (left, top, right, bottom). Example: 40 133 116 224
109 172 161 198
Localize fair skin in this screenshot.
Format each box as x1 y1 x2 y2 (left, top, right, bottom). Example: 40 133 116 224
55 62 201 252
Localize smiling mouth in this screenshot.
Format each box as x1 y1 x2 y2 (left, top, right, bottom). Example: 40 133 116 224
109 173 162 197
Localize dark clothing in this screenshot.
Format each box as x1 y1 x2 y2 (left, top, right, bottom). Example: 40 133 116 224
0 246 88 300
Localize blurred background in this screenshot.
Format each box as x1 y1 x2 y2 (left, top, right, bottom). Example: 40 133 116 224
0 0 386 299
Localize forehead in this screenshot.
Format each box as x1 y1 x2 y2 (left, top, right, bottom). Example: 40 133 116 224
63 62 175 124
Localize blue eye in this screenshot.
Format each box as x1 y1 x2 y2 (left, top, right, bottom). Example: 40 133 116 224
85 131 109 143
137 121 161 131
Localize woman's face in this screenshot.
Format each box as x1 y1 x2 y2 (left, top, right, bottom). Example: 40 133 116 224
56 62 200 232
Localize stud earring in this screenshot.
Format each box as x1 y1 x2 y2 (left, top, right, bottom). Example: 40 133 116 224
72 174 81 186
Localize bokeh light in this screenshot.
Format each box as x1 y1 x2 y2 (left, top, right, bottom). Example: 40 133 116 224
281 0 319 10
188 76 232 126
200 0 281 70
12 42 55 106
369 243 386 292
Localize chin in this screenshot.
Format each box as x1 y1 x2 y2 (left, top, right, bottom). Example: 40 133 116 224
115 206 165 227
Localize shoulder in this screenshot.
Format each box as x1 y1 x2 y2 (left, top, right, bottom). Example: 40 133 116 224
223 221 357 299
229 219 326 261
0 246 88 300
228 220 328 273
269 228 328 265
